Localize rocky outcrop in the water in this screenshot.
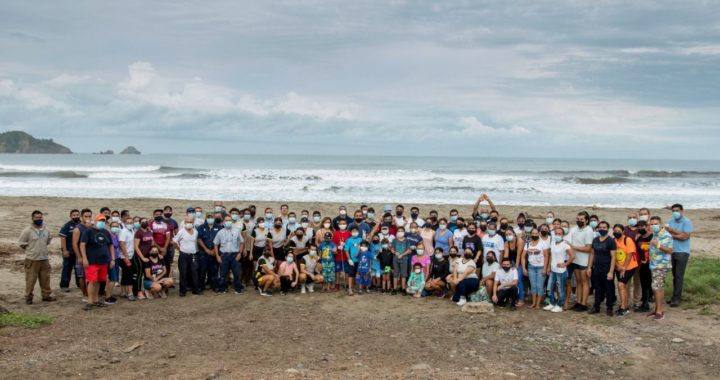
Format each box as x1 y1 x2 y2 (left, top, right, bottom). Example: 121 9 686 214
120 146 141 154
0 131 72 154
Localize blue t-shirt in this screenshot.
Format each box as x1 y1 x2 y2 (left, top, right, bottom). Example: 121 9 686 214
667 216 693 253
319 241 336 262
345 236 363 262
435 229 453 253
198 223 222 250
357 251 373 273
58 220 80 254
80 227 112 265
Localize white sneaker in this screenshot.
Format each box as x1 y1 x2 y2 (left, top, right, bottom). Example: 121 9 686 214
308 284 315 293
456 297 467 306
551 305 563 313
301 284 307 294
543 304 554 311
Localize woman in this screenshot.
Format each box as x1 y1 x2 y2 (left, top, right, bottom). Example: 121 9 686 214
269 217 288 261
481 251 499 295
434 218 454 254
424 248 449 297
503 228 525 305
545 227 575 312
420 222 436 254
288 227 310 263
298 245 324 293
277 252 299 294
250 217 269 280
613 224 638 317
450 248 479 306
444 246 461 296
133 217 154 300
255 247 280 296
538 224 552 249
524 227 549 309
588 221 617 316
143 246 174 299
315 217 334 246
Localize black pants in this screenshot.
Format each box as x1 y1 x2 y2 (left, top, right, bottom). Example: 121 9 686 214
132 254 144 296
638 262 652 304
120 259 134 286
164 245 176 278
280 276 294 292
178 252 200 294
592 264 616 310
496 286 518 306
671 252 689 303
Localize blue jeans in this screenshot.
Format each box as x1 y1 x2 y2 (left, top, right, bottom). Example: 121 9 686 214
527 265 545 296
548 271 568 306
515 262 524 301
216 252 242 292
452 277 480 302
198 252 218 290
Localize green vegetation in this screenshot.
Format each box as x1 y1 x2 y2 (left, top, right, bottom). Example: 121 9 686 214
665 257 720 310
0 130 72 153
0 312 53 328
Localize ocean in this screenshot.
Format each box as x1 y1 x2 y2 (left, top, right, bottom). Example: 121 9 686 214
0 154 719 208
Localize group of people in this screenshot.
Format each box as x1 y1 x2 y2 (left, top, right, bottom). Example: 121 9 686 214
19 194 693 320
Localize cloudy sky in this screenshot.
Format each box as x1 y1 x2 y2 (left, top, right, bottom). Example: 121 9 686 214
1 0 719 158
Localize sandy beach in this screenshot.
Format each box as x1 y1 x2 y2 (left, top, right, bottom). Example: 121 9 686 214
1 196 719 379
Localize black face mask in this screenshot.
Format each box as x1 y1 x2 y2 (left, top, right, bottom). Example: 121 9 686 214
150 253 159 258
531 236 540 241
463 253 473 259
480 225 487 232
500 223 508 230
518 223 525 229
410 212 418 219
164 213 172 218
355 218 363 223
490 217 498 223
429 216 437 222
140 222 148 229
372 240 380 244
71 217 81 223
154 216 163 222
215 218 222 224
613 232 622 239
638 228 647 235
502 266 511 272
275 224 283 229
396 211 403 217
540 231 549 237
577 221 585 228
250 210 256 217
467 229 476 235
487 258 495 264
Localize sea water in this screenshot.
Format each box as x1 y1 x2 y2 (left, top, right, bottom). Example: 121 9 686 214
1 154 719 208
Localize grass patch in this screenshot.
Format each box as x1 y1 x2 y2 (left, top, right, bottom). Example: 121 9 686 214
0 312 53 329
664 257 720 309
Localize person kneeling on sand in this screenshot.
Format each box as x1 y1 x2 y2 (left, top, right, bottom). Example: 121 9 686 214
424 248 449 297
492 258 519 311
256 247 280 297
278 252 299 295
450 248 480 306
299 244 324 293
143 246 173 299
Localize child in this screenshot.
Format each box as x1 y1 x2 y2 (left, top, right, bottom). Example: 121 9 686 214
355 241 374 293
406 263 426 298
332 221 351 291
379 238 394 294
318 232 337 292
344 226 363 296
370 236 383 288
390 226 410 295
299 244 324 293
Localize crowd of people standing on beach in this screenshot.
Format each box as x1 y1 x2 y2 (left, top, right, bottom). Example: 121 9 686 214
19 194 694 320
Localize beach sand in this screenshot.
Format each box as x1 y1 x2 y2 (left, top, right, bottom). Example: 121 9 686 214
1 196 719 379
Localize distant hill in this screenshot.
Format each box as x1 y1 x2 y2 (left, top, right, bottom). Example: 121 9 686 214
120 146 141 154
0 131 72 154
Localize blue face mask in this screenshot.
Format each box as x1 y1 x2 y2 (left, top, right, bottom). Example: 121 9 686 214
367 213 374 219
215 207 223 212
651 225 661 233
265 213 273 219
231 214 239 221
195 212 203 218
206 218 214 225
288 217 296 223
553 235 563 243
506 235 514 242
628 218 638 227
672 211 681 220
286 257 294 263
243 215 251 221
480 213 489 220
96 221 106 230
111 227 121 234
488 229 496 236
598 229 608 236
224 221 233 228
450 215 458 222
590 221 599 229
133 222 141 229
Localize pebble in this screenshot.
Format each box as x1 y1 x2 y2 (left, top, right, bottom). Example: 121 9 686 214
109 357 121 364
167 353 176 359
672 338 685 343
607 370 615 375
205 373 218 380
411 363 432 371
504 372 518 377
285 368 301 375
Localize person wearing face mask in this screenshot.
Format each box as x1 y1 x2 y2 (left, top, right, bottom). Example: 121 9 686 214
393 204 407 228
568 211 594 311
451 248 480 306
288 227 311 264
79 214 115 310
142 246 173 299
149 209 171 266
332 206 351 230
638 208 651 223
424 248 450 297
72 208 93 300
378 238 394 293
318 232 338 292
664 203 693 307
624 212 639 240
118 216 137 300
213 216 245 294
444 247 461 296
480 251 499 297
196 213 223 293
447 209 460 232
277 252 299 295
587 221 617 316
19 210 55 305
648 216 673 320
59 209 81 292
369 236 383 288
255 247 280 296
405 222 423 278
193 207 205 228
410 242 431 279
544 227 575 313
632 220 653 312
238 209 256 285
391 227 411 295
538 224 552 249
501 228 524 304
481 222 505 268
408 206 424 228
299 217 314 244
349 210 370 239
343 226 364 295
406 263 426 298
249 217 270 289
514 213 527 236
434 218 454 255
451 218 468 252
427 210 440 230
492 258 519 311
355 241 374 293
612 224 638 317
285 212 300 233
132 217 155 299
315 217 334 246
105 221 123 304
498 218 511 236
472 193 497 221
332 220 352 290
299 244 324 293
269 217 289 262
263 208 274 229
461 223 482 259
589 215 600 237
162 205 179 278
522 227 549 309
172 216 200 296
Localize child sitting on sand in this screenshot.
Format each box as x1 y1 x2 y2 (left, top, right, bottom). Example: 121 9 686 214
406 263 426 298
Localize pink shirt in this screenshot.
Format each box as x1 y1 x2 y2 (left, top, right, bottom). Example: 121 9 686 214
411 254 431 271
279 261 297 277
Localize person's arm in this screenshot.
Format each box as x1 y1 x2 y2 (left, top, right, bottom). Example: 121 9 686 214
485 194 497 212
162 231 170 250
542 248 550 275
144 266 154 283
586 248 595 276
120 239 132 267
109 244 116 268
292 265 299 286
562 248 575 268
18 229 29 250
608 250 616 280
492 277 499 302
79 242 88 267
472 195 482 215
59 227 69 257
72 228 82 258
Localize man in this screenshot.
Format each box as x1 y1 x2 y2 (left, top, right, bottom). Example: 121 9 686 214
58 209 81 292
394 204 406 228
648 216 673 320
408 206 424 229
665 204 693 307
280 204 290 225
72 208 93 299
568 211 594 311
332 206 351 230
19 210 55 304
632 220 653 312
492 258 518 310
472 193 497 221
448 209 460 232
638 208 651 223
173 216 201 296
80 214 115 310
624 212 639 240
213 216 245 294
198 213 223 291
193 207 205 228
286 212 300 233
587 221 616 316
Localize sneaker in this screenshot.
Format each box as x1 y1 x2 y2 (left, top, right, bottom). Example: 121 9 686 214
82 303 95 311
647 311 658 318
259 290 272 297
308 284 315 293
301 285 306 294
606 309 614 317
543 304 554 311
456 297 467 306
42 296 57 302
670 301 680 308
638 304 650 312
127 295 137 301
588 308 601 315
136 291 146 300
618 309 630 317
179 292 186 297
81 297 89 303
159 292 167 299
551 305 563 313
104 297 117 305
61 287 70 293
510 305 517 311
234 289 243 294
653 312 665 320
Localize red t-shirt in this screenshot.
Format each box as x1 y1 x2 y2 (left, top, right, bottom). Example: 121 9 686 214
150 221 169 247
332 230 351 262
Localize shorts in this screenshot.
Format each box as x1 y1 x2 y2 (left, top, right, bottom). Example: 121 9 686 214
346 264 357 277
570 263 587 272
392 256 408 278
252 246 265 261
617 267 636 284
85 264 108 283
335 261 351 273
108 259 120 282
144 278 171 290
372 269 382 278
356 272 371 286
651 268 667 290
74 263 85 278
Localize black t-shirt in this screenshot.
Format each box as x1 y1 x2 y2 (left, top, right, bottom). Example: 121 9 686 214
635 233 653 264
430 258 449 279
80 227 112 265
379 249 393 268
462 235 483 255
143 258 165 278
592 236 617 267
256 256 274 275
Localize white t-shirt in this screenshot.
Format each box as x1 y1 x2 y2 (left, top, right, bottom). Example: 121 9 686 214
173 228 198 254
118 228 135 259
482 261 499 279
394 216 407 228
550 241 572 274
570 226 594 266
525 240 548 267
494 267 518 286
455 258 478 279
481 234 505 266
453 229 468 250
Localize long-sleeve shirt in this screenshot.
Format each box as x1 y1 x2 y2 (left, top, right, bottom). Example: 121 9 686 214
407 272 426 289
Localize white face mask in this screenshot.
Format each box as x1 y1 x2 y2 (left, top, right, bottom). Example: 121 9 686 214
301 223 309 229
309 250 317 256
339 225 347 231
435 253 442 260
415 269 421 274
397 232 405 238
360 246 368 252
323 223 331 228
185 223 193 230
351 231 359 237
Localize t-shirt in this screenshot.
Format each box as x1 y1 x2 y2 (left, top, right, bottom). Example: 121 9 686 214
173 228 199 254
344 236 363 262
481 234 505 265
525 240 548 268
667 216 693 253
494 267 518 286
434 229 453 253
649 229 673 270
269 228 287 249
118 227 136 259
58 220 79 254
405 233 422 250
278 261 297 277
550 241 571 274
455 258 478 279
143 258 165 278
302 255 319 274
452 229 468 250
150 220 170 247
391 238 410 257
430 258 449 279
462 235 483 256
318 241 336 263
80 227 112 265
635 233 652 264
357 251 373 273
332 230 351 262
614 236 638 270
591 236 617 267
257 256 275 274
482 261 499 278
570 225 594 267
411 254 431 272
378 249 393 269
134 229 155 256
251 227 269 248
